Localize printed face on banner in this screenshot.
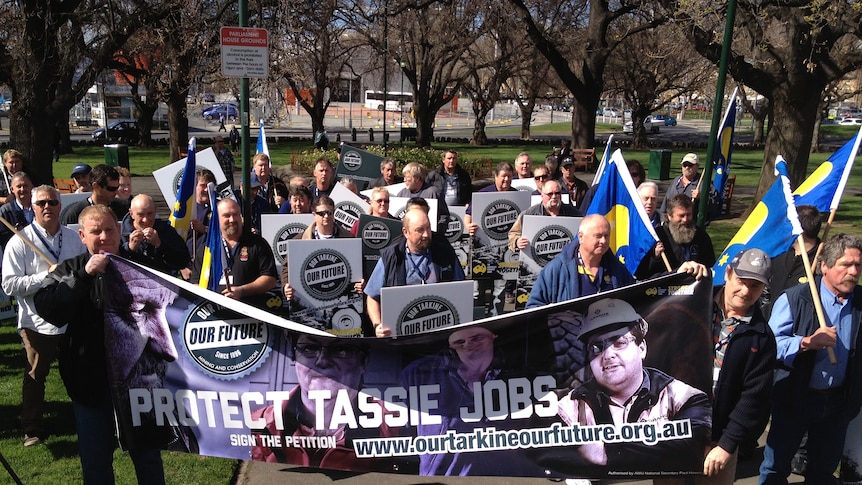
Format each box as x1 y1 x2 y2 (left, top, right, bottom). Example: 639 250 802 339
102 256 714 479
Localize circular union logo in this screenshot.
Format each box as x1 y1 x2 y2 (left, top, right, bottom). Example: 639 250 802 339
443 213 464 243
530 224 574 266
397 296 459 336
481 199 520 240
335 201 364 230
330 307 363 337
300 249 352 301
182 302 271 380
342 151 363 171
273 223 308 264
362 221 392 250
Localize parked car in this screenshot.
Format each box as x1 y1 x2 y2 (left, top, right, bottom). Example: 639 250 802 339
201 104 238 120
91 120 139 144
603 108 621 118
838 117 862 126
651 114 678 126
623 117 660 134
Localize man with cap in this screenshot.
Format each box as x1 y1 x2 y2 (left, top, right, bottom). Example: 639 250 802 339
558 156 589 209
554 298 711 472
697 248 776 484
659 153 720 218
71 163 92 193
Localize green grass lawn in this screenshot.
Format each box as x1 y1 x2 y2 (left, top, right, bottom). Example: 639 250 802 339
0 318 239 484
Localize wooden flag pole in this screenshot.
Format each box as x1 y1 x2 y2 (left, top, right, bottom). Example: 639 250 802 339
0 216 53 266
797 234 837 365
811 208 837 271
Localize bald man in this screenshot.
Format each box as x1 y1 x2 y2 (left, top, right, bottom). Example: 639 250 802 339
120 194 190 274
365 209 465 337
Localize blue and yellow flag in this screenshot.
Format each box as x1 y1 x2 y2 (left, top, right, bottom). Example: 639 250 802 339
169 138 196 240
713 87 738 202
713 157 802 285
585 149 659 274
199 182 222 291
256 120 269 157
793 125 861 212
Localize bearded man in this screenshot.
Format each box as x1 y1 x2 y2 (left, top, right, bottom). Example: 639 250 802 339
635 194 715 279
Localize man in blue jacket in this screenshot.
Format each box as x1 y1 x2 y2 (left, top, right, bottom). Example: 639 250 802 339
526 214 633 307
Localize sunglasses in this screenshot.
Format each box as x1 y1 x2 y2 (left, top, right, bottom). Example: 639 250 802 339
543 191 562 197
100 183 120 192
534 174 549 181
315 210 334 217
34 199 60 207
682 163 696 168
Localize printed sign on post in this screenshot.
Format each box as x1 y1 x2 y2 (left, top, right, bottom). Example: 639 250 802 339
221 27 269 78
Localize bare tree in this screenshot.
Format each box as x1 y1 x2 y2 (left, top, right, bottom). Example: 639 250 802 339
736 85 770 146
267 0 364 136
506 0 665 150
0 1 169 185
663 0 862 199
503 54 554 140
604 24 714 147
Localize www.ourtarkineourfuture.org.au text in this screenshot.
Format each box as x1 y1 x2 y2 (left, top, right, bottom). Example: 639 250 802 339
353 419 693 457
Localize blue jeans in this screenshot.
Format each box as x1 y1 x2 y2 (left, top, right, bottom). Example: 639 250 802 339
759 389 847 485
73 400 165 485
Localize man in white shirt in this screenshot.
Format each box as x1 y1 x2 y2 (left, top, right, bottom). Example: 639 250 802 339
1 185 86 446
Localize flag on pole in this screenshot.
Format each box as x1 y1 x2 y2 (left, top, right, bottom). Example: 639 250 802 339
712 157 802 285
585 149 660 274
591 135 614 186
713 87 738 205
169 138 196 240
793 125 862 211
256 120 269 157
199 182 223 292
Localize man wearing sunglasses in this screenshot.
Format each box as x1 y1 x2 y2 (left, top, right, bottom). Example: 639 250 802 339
508 180 581 253
249 333 402 472
2 185 85 447
60 164 130 225
552 298 711 474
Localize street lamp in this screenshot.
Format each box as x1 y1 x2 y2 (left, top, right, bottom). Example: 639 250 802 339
400 61 405 125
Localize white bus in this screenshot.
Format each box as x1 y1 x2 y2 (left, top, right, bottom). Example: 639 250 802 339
364 90 413 112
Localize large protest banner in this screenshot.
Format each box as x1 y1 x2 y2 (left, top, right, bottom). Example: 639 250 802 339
103 255 716 479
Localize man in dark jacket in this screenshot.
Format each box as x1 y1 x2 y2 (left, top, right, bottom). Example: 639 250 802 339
120 194 190 275
426 149 472 207
34 205 167 484
707 248 776 483
635 194 715 279
365 209 465 337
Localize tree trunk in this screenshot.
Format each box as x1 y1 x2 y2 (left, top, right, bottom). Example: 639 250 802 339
56 114 74 159
10 96 59 187
167 92 190 162
414 105 438 147
519 101 535 140
754 83 820 201
470 102 490 145
570 97 599 149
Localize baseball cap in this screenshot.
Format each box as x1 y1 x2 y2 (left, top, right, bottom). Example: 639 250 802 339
71 163 92 177
579 298 644 342
681 153 699 165
561 157 575 167
730 248 772 285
